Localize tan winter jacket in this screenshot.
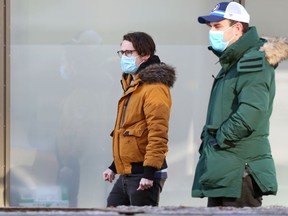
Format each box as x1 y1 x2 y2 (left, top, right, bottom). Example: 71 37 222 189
110 59 176 180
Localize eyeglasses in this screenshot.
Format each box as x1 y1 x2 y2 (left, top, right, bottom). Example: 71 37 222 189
117 50 136 57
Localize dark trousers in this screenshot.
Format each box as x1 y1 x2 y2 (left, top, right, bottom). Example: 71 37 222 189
107 175 166 207
208 175 262 207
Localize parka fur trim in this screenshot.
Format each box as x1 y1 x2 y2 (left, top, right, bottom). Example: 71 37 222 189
138 63 176 88
261 37 288 66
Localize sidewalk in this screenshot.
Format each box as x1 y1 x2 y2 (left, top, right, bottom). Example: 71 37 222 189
1 206 288 216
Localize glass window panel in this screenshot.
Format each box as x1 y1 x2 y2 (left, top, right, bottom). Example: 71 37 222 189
9 0 288 208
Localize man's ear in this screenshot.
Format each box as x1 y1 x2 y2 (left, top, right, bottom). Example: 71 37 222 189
142 54 150 62
234 22 244 37
237 22 244 33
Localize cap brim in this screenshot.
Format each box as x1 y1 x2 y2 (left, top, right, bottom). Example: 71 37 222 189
198 15 225 24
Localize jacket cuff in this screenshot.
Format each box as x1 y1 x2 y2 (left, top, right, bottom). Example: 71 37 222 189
108 161 117 173
143 166 157 180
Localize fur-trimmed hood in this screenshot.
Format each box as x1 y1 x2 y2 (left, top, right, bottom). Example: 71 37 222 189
260 37 288 66
138 63 176 88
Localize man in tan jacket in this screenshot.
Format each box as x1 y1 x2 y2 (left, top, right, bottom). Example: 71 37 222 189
103 32 176 206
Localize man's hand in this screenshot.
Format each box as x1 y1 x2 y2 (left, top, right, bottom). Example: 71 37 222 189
103 169 115 183
208 137 220 149
137 178 153 191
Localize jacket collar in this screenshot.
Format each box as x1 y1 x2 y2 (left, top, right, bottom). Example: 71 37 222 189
217 27 261 72
121 55 176 91
210 26 288 71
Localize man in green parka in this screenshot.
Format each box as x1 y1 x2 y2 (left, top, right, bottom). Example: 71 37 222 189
192 1 288 207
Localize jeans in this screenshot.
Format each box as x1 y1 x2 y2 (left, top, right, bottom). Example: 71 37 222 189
207 174 262 207
107 174 166 207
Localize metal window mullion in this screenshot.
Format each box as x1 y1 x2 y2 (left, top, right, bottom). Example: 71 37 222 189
0 0 10 207
0 0 6 207
234 0 245 6
4 0 10 207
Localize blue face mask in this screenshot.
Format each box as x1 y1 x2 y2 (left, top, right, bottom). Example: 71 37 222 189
209 26 235 52
121 56 139 74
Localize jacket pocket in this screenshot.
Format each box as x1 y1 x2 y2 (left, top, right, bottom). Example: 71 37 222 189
119 125 148 162
199 144 244 188
246 157 278 195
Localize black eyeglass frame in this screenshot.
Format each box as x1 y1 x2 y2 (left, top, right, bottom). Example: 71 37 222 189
117 50 136 57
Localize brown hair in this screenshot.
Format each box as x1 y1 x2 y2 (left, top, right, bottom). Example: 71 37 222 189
229 20 249 33
122 32 156 56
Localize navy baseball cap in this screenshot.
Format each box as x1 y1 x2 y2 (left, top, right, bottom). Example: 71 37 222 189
198 1 250 24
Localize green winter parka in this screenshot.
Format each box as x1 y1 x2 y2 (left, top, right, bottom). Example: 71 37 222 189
191 27 285 198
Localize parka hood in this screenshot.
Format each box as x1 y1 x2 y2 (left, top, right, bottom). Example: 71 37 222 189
260 37 288 66
138 63 176 88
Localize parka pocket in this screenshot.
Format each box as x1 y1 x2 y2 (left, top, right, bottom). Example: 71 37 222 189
199 127 218 155
119 126 148 162
246 158 278 195
199 144 244 188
